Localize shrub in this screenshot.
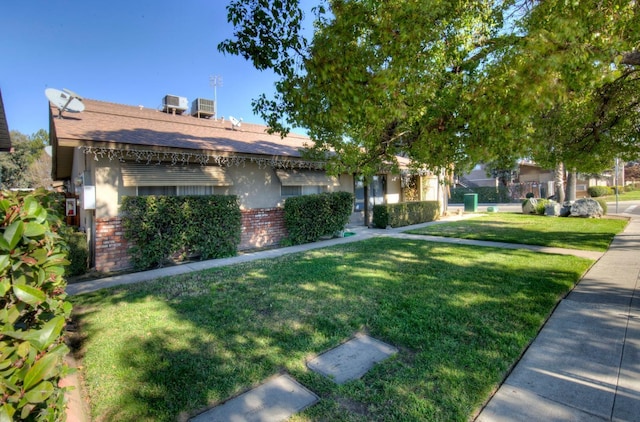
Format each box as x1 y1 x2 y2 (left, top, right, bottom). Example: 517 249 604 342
284 191 354 245
59 226 88 277
372 201 440 228
450 186 512 203
525 192 535 199
595 198 608 215
535 198 550 215
587 186 613 197
121 195 241 270
0 189 73 421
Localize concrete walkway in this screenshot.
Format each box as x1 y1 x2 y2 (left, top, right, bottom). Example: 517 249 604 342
476 215 640 421
65 205 640 421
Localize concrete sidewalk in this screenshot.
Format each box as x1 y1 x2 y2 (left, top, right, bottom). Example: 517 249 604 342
476 215 640 421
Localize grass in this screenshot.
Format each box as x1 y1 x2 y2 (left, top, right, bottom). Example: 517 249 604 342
70 237 595 422
604 190 640 201
406 212 627 251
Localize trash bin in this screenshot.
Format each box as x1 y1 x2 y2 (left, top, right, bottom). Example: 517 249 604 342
464 193 478 212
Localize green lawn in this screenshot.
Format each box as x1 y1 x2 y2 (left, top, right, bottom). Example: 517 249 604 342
604 190 640 201
70 237 594 422
406 213 627 251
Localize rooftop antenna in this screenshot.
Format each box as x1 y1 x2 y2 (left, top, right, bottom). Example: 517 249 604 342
209 75 222 120
45 88 85 118
229 115 243 130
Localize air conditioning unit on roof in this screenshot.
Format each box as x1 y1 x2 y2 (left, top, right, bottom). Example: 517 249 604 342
191 98 215 118
162 95 188 114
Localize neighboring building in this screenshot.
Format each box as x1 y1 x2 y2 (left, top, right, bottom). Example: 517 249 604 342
460 161 592 199
49 96 444 272
0 89 11 152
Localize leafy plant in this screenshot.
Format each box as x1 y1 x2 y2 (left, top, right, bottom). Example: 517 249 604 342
587 186 613 197
450 186 512 203
372 201 440 228
283 192 354 245
121 195 241 270
58 226 88 277
0 189 73 421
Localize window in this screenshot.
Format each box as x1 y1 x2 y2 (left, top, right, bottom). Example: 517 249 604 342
281 185 325 197
137 186 214 196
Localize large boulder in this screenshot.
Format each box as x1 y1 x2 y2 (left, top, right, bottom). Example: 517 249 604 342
560 202 572 217
570 198 603 218
522 198 538 214
545 201 561 216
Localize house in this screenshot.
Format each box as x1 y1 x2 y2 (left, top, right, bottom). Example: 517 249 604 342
0 89 11 152
49 96 445 272
459 161 591 199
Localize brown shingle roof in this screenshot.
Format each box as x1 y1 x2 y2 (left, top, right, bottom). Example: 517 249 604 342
50 98 311 158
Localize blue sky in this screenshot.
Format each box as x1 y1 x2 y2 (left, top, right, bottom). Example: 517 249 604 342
1 1 292 136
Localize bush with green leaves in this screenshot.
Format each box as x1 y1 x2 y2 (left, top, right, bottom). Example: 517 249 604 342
373 201 440 228
595 198 608 215
283 191 354 245
587 186 613 197
121 195 241 270
0 189 73 421
450 186 512 203
58 227 88 277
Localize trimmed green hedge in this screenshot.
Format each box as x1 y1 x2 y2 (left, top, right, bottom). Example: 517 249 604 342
284 191 354 245
450 186 511 203
373 201 440 228
0 189 73 421
60 227 88 277
121 195 241 270
587 186 613 197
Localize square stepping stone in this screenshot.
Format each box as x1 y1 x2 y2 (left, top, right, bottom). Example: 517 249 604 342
307 333 398 384
190 374 318 422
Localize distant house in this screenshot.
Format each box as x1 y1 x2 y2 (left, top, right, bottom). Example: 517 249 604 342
0 89 11 152
49 96 444 272
460 161 591 199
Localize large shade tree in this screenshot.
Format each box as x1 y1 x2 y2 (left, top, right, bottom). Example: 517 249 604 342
219 0 639 185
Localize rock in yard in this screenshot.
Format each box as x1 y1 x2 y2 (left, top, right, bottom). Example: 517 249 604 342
522 198 538 214
545 202 561 216
570 198 603 218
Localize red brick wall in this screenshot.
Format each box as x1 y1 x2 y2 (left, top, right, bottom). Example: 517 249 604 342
240 208 288 250
95 217 132 272
93 208 287 272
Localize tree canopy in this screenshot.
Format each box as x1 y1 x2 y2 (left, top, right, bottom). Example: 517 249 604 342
0 129 51 189
219 0 639 178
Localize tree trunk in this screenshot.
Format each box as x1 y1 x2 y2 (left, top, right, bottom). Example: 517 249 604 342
363 184 370 227
554 162 565 203
565 168 577 201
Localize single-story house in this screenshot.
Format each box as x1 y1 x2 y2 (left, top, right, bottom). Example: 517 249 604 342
0 89 11 152
460 161 590 199
49 95 445 272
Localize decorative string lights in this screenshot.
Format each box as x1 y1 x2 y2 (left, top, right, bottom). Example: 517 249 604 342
82 146 327 170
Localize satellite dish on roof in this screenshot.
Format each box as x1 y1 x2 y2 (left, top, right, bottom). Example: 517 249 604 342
229 115 242 129
45 88 85 118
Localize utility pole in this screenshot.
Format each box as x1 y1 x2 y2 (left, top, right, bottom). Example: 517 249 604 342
209 75 223 120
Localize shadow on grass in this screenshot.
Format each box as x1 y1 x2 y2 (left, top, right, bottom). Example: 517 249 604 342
70 238 598 421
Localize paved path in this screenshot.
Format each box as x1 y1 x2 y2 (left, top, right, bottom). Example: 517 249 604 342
65 205 640 421
476 214 640 421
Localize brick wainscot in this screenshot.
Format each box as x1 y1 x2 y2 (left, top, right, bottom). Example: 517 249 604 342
93 208 288 273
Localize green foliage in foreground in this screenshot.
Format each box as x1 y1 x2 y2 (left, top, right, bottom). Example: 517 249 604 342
71 238 592 422
407 212 627 251
0 190 73 421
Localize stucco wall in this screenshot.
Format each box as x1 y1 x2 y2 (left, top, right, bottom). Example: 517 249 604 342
89 157 355 217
